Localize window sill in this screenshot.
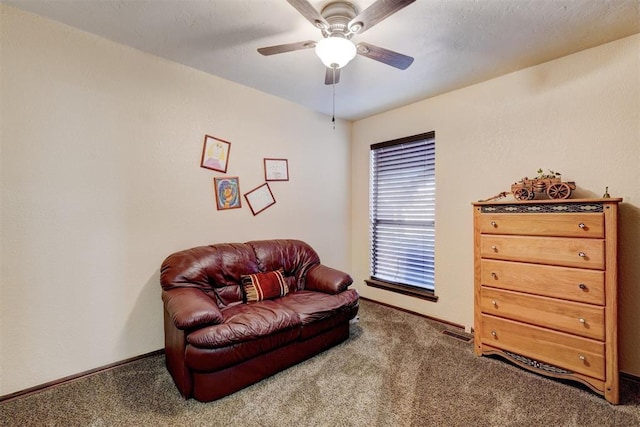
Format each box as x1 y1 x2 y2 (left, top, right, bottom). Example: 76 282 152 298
364 279 438 302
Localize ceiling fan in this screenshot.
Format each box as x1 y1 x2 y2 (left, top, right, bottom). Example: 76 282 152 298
257 0 416 85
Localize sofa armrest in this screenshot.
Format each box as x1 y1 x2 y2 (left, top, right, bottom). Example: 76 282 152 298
305 264 353 294
162 288 224 330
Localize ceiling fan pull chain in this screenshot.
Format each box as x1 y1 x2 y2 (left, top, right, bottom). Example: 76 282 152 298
332 67 336 130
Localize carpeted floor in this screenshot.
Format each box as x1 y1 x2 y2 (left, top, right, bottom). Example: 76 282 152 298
2 299 639 426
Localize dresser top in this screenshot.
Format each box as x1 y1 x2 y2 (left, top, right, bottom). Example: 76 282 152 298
472 197 622 206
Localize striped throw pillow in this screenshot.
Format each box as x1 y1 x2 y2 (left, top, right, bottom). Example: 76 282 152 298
241 269 288 302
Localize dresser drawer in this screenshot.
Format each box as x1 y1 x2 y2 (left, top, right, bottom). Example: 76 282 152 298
480 259 605 305
481 235 605 269
478 213 604 238
481 314 605 380
481 287 605 340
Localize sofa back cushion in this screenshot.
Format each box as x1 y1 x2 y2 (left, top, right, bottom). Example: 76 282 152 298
247 240 320 292
160 239 320 307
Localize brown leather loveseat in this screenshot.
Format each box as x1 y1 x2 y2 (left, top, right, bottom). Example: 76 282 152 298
160 239 359 402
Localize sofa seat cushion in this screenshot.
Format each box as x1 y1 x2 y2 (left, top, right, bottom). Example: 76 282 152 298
185 327 301 372
275 289 359 340
187 300 301 349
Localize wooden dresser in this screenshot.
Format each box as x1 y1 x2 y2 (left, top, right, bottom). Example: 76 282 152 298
472 198 622 404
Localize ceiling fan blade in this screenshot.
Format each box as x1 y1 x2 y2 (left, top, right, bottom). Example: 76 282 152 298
257 40 316 56
356 42 414 70
324 67 341 85
348 0 416 34
286 0 329 29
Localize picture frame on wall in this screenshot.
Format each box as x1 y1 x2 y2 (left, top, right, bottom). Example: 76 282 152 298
244 183 276 215
264 158 289 181
201 135 231 173
214 177 242 210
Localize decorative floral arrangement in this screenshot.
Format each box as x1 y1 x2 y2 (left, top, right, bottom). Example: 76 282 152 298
536 168 561 179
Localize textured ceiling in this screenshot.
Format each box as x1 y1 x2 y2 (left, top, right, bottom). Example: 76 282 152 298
5 0 640 120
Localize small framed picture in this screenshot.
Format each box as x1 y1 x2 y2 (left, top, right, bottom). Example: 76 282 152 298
201 135 231 173
244 183 276 215
264 158 289 181
214 177 242 210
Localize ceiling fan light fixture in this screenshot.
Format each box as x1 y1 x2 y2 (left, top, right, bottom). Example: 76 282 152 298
315 36 357 69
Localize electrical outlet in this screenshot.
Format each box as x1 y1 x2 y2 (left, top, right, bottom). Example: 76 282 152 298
464 325 472 334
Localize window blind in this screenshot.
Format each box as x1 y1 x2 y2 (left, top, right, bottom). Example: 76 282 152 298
369 133 435 291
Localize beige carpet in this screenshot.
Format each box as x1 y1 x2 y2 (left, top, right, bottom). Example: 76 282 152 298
2 299 639 426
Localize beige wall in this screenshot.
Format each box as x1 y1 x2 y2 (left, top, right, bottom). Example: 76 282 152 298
351 34 640 376
2 4 639 398
0 5 351 396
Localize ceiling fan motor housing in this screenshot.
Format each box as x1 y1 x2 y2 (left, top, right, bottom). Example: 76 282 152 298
320 1 359 38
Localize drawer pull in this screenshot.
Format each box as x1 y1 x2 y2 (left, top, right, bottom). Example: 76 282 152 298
491 330 497 337
491 300 497 307
491 245 497 252
578 283 587 290
579 318 586 324
490 221 497 227
578 252 586 258
579 354 586 361
578 222 586 229
491 272 498 280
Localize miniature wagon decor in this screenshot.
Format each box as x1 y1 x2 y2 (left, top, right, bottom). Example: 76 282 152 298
510 169 576 200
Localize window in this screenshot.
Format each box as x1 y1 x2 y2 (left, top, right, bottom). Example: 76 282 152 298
366 132 436 300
